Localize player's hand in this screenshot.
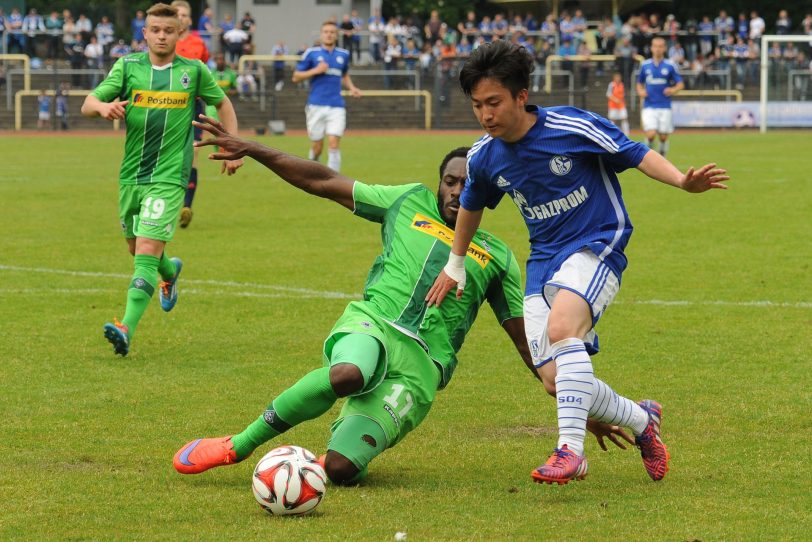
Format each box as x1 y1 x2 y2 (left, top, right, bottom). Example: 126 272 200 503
100 100 128 120
193 115 252 161
663 87 674 96
586 419 635 451
350 87 362 98
314 60 329 74
638 89 647 98
221 158 244 176
680 162 730 193
425 270 458 307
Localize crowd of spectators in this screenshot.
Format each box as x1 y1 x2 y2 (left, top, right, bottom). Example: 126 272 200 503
1 5 810 94
0 6 261 90
334 7 812 91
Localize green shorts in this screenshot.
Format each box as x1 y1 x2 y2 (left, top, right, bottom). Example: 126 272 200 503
324 301 441 449
119 183 185 242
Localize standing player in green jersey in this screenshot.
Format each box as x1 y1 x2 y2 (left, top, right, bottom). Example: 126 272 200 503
173 117 633 484
81 4 243 357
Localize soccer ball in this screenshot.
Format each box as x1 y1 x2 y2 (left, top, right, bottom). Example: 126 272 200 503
252 445 327 516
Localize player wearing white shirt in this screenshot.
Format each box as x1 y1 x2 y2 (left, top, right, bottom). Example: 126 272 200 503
427 40 731 485
636 37 684 157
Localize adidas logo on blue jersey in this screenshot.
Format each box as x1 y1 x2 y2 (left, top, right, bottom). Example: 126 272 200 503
497 176 511 188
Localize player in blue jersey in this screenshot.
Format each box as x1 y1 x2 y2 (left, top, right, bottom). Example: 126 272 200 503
293 21 362 173
636 37 684 157
427 40 730 485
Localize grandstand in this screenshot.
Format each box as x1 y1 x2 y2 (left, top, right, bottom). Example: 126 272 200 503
1 2 810 131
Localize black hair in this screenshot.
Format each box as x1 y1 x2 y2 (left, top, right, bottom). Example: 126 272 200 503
439 147 470 181
459 40 534 98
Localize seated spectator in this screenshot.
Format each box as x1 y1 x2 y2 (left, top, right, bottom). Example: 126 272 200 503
403 38 420 71
110 39 131 60
479 16 493 43
509 15 526 35
669 41 687 68
492 13 508 40
236 70 258 101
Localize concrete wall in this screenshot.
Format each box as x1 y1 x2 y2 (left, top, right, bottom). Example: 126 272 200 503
212 0 369 56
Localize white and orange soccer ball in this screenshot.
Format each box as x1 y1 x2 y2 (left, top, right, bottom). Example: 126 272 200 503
252 445 327 516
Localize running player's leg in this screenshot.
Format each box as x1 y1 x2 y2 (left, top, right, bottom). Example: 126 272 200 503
325 107 347 172
530 251 655 483
306 105 326 161
657 109 674 157
641 108 657 148
105 184 184 355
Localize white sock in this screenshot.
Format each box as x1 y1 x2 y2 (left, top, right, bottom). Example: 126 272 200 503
553 338 594 456
589 378 649 435
659 140 669 156
621 120 629 136
327 149 341 172
308 148 317 161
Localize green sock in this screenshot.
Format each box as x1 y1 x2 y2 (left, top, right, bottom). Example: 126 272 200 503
231 367 338 459
121 254 159 335
157 253 177 281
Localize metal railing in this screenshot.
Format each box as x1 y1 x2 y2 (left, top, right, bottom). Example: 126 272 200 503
544 54 646 94
673 89 743 102
788 70 812 100
5 67 106 109
340 89 433 129
14 88 121 131
0 54 32 98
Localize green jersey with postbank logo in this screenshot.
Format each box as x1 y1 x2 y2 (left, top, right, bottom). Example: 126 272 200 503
352 181 524 388
91 52 225 186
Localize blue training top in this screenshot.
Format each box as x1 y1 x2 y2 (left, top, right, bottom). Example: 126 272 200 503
461 105 650 295
637 58 683 109
296 45 350 108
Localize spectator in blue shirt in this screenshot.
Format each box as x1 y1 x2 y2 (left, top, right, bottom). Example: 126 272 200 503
131 10 145 42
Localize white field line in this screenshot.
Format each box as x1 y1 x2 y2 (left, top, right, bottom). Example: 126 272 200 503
1 264 810 309
0 264 357 299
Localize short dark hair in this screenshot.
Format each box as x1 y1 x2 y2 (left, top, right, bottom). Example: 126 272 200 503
439 147 470 180
459 40 534 98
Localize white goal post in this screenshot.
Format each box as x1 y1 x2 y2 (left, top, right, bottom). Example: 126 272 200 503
760 34 812 133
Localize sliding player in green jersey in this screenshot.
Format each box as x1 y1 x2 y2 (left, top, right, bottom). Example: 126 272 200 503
173 117 633 485
81 4 243 356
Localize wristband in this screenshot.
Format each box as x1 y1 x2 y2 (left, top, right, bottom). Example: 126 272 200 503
443 252 467 290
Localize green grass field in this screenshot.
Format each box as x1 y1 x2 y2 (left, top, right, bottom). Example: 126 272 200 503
1 130 810 541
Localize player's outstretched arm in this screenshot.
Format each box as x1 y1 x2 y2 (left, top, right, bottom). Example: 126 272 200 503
637 149 730 193
212 96 244 176
425 207 483 306
81 95 128 120
194 115 355 210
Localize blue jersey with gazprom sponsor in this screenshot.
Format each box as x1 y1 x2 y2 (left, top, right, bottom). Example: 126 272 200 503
461 105 649 295
296 46 350 108
637 59 682 109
